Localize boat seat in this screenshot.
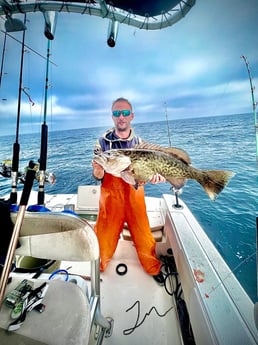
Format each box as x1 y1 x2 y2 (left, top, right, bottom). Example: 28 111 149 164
0 278 90 345
0 211 111 345
122 211 164 242
0 327 48 345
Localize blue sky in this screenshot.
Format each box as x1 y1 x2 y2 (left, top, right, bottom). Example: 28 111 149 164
0 0 257 135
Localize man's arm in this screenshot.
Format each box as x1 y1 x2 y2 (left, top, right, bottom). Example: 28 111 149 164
92 160 105 180
92 139 105 180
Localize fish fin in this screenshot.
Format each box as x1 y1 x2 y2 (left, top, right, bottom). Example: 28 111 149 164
120 170 136 185
198 170 235 201
134 142 191 164
166 178 186 190
165 147 191 165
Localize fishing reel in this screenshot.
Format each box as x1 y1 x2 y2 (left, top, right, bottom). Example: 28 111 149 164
21 160 56 185
0 159 56 185
0 160 12 178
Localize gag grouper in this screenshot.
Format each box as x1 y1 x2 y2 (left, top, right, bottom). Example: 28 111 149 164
93 142 235 201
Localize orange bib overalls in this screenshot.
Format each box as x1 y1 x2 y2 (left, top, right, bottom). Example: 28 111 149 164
94 173 161 275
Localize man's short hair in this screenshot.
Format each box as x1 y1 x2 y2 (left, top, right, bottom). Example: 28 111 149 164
112 97 132 110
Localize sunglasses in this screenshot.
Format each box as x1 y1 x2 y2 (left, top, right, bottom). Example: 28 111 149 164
112 109 131 117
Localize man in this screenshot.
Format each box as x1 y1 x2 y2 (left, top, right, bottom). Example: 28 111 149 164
92 97 165 284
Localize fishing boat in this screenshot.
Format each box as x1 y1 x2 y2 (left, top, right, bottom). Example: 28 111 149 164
0 1 257 344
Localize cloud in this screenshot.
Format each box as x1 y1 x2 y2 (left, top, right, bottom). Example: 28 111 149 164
0 0 257 135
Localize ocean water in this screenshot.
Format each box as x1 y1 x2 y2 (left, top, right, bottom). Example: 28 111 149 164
0 113 257 302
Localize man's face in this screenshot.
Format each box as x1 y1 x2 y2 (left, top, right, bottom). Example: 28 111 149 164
112 100 134 132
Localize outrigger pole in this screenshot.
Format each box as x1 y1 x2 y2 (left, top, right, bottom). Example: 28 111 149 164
37 11 57 205
10 14 27 204
241 55 258 161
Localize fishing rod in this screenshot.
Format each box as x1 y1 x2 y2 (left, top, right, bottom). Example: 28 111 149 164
0 168 36 307
164 101 172 147
241 55 258 161
164 102 183 207
10 14 27 204
37 12 57 205
0 30 7 89
37 39 50 205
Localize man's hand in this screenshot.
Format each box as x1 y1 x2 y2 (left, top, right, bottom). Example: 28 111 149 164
92 160 105 180
150 173 166 184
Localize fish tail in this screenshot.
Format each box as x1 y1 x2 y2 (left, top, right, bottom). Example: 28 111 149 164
197 170 235 201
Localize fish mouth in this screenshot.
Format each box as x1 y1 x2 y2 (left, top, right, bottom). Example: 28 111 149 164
93 155 107 166
93 151 119 166
93 151 132 176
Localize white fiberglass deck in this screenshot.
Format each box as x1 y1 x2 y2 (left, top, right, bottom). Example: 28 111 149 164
61 239 182 345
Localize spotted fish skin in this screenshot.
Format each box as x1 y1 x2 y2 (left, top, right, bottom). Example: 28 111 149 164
93 143 235 201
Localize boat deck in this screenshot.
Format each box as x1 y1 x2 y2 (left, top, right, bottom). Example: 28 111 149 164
60 239 183 345
47 187 182 344
1 188 257 344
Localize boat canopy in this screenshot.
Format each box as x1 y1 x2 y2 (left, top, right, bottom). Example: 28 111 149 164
0 0 196 31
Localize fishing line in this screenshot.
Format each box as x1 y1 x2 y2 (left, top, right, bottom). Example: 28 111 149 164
205 251 256 298
0 30 58 67
0 30 7 89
